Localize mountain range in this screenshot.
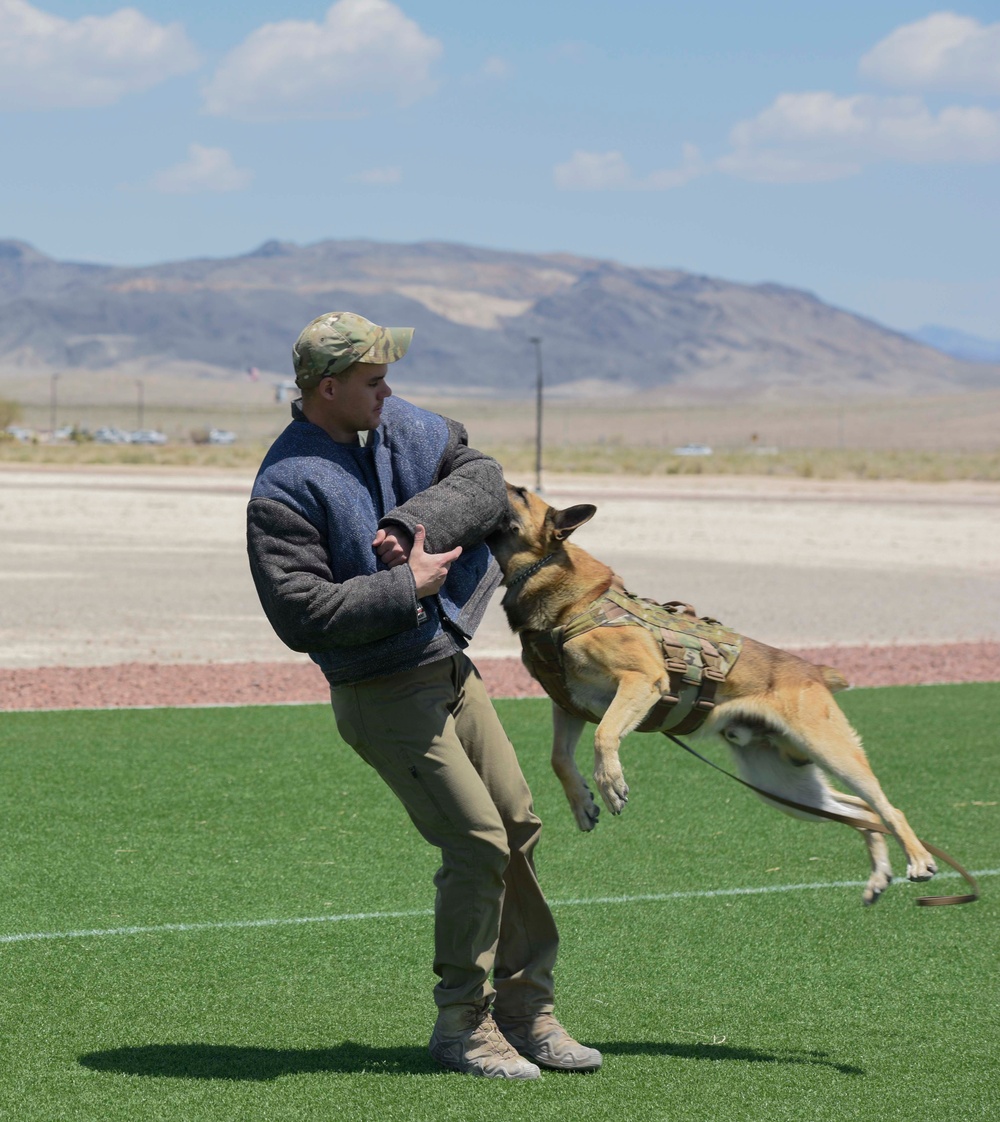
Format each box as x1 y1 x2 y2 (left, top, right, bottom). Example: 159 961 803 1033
0 237 996 400
909 325 1000 365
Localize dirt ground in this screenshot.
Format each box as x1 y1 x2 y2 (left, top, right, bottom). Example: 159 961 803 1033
1 465 999 708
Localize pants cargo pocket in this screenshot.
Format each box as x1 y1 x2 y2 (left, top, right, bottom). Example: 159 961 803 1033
407 762 455 830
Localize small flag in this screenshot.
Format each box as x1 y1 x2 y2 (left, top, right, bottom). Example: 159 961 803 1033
246 366 260 381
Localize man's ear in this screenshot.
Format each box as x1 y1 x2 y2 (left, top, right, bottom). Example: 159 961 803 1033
552 504 597 540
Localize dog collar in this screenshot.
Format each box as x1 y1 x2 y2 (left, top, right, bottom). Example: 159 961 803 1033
506 552 558 590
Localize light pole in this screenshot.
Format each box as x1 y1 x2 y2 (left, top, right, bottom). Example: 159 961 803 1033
49 371 59 435
136 380 145 430
529 336 543 492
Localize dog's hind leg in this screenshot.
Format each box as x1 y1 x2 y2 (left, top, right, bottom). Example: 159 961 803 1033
726 695 938 888
790 713 938 888
551 703 600 831
830 792 894 905
719 720 896 904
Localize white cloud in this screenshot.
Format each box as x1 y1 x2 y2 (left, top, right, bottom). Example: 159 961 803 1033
719 91 1000 182
554 144 705 190
0 0 199 110
554 150 631 190
150 145 253 194
860 12 1000 94
350 165 402 184
203 0 442 121
554 14 1000 192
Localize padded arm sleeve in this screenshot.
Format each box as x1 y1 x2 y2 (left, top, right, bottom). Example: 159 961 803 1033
247 497 421 652
378 418 507 553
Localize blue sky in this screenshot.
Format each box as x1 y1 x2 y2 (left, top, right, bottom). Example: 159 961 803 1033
2 1 999 336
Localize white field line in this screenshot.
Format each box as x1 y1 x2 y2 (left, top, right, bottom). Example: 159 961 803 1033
1 869 995 946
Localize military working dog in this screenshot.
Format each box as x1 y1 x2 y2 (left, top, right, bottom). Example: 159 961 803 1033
488 483 938 906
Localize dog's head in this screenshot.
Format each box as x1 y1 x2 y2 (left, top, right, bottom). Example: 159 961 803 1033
487 482 596 576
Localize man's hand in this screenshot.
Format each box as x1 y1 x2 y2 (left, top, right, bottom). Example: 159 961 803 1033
407 524 462 598
372 525 413 568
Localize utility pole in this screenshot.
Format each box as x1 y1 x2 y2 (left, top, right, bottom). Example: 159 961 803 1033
136 380 145 430
49 371 59 435
529 336 544 492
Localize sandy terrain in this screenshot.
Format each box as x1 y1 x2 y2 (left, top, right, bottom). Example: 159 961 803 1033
1 465 999 708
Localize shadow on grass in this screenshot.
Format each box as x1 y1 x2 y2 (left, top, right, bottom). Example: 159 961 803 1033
80 1039 863 1079
79 1042 438 1080
595 1040 863 1076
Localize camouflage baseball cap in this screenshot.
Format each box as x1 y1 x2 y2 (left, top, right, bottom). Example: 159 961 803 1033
293 311 414 388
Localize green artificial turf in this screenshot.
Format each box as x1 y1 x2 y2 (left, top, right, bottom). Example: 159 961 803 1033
0 684 997 1121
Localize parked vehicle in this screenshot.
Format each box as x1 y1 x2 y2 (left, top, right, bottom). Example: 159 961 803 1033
93 427 133 444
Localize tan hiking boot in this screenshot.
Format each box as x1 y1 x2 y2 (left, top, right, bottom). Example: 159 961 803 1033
429 1003 541 1080
495 1013 602 1072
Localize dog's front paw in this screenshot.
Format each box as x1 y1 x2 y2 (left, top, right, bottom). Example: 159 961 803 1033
571 787 600 832
595 768 630 815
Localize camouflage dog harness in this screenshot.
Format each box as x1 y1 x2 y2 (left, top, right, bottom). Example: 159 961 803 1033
520 586 743 735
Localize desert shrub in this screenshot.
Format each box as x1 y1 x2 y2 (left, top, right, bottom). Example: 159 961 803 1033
0 397 22 428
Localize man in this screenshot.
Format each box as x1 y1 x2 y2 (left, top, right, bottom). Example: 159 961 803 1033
247 312 601 1080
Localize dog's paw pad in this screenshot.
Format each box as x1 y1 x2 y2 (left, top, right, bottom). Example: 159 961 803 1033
906 855 937 882
576 806 600 831
862 873 891 906
595 772 629 816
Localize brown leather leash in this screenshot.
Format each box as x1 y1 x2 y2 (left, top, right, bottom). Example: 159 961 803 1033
665 733 979 906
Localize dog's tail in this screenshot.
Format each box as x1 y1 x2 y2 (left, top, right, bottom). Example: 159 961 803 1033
819 664 850 692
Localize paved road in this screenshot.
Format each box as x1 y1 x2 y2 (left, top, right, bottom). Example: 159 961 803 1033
2 466 999 669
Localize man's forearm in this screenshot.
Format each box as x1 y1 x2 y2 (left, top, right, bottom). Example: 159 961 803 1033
380 445 507 553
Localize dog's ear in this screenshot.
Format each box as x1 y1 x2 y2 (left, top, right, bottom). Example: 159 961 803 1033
552 504 596 540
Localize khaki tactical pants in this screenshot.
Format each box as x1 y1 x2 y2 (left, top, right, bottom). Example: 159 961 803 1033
330 652 559 1016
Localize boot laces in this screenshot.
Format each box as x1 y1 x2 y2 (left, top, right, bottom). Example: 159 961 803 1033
472 1009 520 1058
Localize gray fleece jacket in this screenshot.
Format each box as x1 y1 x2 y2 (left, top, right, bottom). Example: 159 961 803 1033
247 396 506 685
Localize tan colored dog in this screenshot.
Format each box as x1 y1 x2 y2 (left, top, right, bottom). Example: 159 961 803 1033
488 483 938 906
